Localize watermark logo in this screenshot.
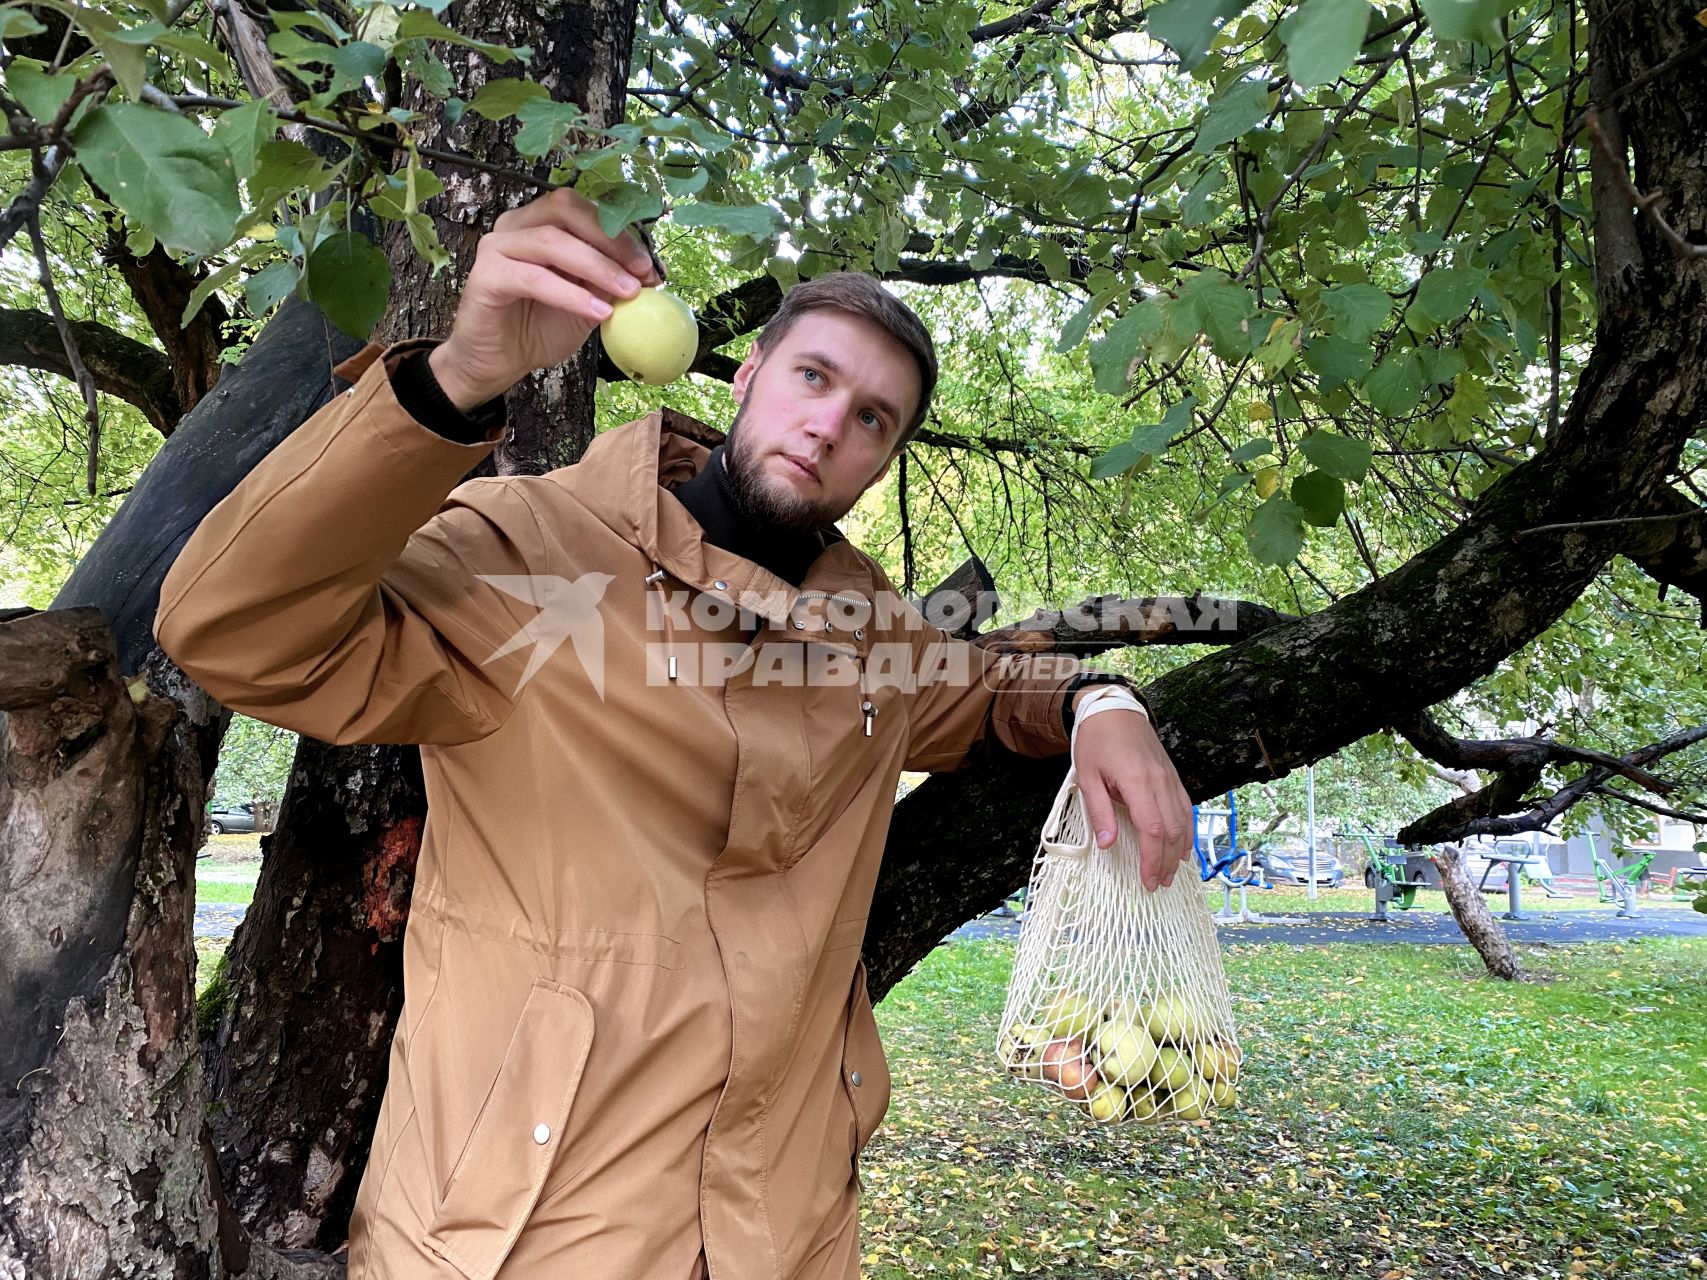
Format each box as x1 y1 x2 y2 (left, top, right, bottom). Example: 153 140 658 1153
479 573 615 699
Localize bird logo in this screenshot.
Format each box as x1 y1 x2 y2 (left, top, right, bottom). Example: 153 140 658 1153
477 573 617 699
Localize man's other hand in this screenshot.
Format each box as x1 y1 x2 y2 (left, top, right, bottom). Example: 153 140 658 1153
429 188 664 410
1071 706 1194 892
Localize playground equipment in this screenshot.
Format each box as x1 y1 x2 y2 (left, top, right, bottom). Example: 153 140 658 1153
1587 831 1652 918
1196 794 1305 926
1357 830 1432 923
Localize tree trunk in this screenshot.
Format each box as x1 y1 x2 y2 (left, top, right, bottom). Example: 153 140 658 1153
0 608 330 1279
1431 845 1524 981
203 0 642 1247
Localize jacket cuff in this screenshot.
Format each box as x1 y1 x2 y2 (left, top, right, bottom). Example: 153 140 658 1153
333 339 508 444
1060 671 1148 740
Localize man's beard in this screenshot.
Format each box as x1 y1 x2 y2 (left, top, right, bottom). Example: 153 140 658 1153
722 402 853 532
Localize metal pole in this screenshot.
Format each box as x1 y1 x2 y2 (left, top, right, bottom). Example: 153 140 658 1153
1306 764 1317 902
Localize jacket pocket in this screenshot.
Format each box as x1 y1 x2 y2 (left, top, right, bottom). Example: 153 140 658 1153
423 979 594 1280
840 960 892 1182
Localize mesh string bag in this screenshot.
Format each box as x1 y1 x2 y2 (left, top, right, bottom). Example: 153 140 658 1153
996 766 1241 1125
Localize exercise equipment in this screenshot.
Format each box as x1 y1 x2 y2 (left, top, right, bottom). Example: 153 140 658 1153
1196 794 1305 925
1357 830 1431 923
1588 831 1651 918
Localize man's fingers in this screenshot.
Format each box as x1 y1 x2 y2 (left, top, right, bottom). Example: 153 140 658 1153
495 188 657 282
1078 772 1117 850
482 257 615 325
482 226 646 307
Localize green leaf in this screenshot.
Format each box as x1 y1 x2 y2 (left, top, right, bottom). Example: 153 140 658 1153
181 257 244 326
70 103 240 256
1056 286 1122 353
1177 269 1254 359
1292 470 1346 527
405 212 451 272
212 99 276 180
74 8 149 99
1280 0 1371 88
395 10 527 62
1320 283 1391 343
1089 300 1162 394
1410 267 1488 328
1091 439 1144 480
1036 237 1070 282
1193 80 1270 154
321 41 386 96
1180 165 1227 227
1302 334 1373 393
305 232 391 339
1362 350 1426 417
466 77 548 120
513 97 583 157
1420 0 1519 44
1231 438 1274 465
1148 0 1253 70
663 165 709 199
671 200 784 241
0 9 48 41
5 59 74 124
243 259 299 315
1299 430 1372 482
1246 495 1307 566
249 138 335 199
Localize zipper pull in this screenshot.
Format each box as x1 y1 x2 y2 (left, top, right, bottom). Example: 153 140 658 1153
862 699 876 738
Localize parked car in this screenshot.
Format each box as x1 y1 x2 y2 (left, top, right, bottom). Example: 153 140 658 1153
207 801 256 835
1253 841 1344 888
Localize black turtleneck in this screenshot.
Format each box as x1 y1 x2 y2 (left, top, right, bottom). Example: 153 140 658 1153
670 443 829 587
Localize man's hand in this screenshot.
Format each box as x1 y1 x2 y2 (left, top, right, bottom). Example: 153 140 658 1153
1071 703 1193 892
429 188 663 410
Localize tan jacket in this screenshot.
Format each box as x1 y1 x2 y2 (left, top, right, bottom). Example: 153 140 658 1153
154 343 1086 1280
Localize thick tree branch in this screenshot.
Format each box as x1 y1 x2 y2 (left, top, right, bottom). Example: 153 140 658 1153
1399 724 1707 843
1396 712 1678 793
979 593 1295 654
1621 487 1707 624
106 234 229 423
0 307 179 434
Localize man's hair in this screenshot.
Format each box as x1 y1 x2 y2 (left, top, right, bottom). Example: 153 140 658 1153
754 273 938 449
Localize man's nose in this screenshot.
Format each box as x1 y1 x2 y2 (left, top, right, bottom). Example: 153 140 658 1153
802 402 848 448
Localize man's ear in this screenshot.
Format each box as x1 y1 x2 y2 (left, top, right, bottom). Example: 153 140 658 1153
731 341 764 405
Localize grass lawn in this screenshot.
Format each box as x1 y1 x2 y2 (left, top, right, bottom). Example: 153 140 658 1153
1209 884 1652 916
862 936 1706 1279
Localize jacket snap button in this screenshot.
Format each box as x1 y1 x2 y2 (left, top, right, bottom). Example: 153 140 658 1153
533 1123 551 1144
850 1070 863 1087
713 580 728 592
793 619 806 630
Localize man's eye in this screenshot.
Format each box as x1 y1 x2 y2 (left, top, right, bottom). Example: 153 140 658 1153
861 412 882 429
801 368 820 384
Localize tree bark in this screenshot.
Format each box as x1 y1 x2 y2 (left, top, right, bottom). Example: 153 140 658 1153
0 608 329 1278
1430 845 1524 981
109 236 230 427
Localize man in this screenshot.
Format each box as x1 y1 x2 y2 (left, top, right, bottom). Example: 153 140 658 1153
154 188 1192 1280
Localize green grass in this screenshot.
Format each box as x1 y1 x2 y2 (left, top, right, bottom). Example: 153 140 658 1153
195 858 260 905
861 937 1707 1279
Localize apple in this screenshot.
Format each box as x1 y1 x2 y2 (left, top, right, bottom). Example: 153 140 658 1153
1167 1075 1212 1121
1209 1075 1237 1109
1192 1039 1240 1085
599 287 698 385
1038 1037 1098 1101
1037 991 1099 1040
1085 1081 1128 1124
1143 996 1193 1044
1148 1046 1192 1092
1125 1084 1166 1124
1094 1019 1160 1090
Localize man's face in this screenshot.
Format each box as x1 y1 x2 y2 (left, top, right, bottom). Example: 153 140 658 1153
722 309 921 531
